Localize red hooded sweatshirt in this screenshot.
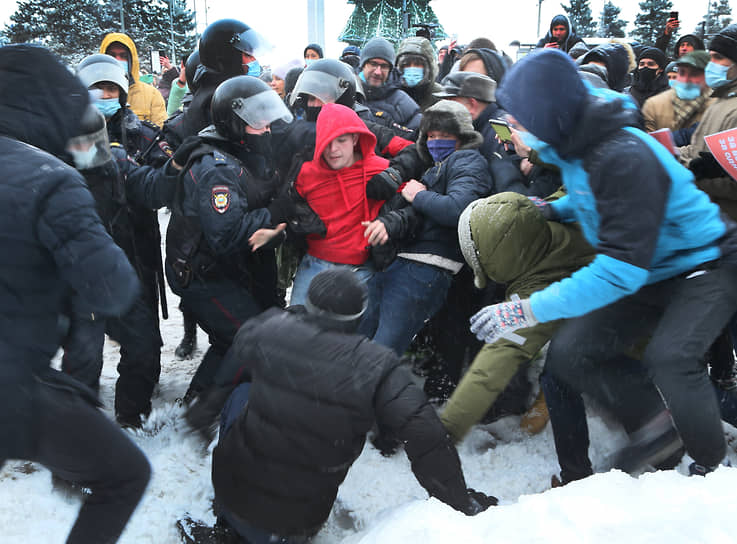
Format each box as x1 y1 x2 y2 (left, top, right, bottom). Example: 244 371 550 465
295 103 389 265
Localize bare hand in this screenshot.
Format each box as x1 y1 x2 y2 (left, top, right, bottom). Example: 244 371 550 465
160 55 173 70
520 158 534 176
665 18 679 35
361 220 388 246
248 223 286 251
544 42 559 49
401 179 427 203
509 129 530 158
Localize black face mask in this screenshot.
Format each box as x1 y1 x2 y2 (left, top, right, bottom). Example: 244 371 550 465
244 132 272 157
634 67 658 89
304 105 322 123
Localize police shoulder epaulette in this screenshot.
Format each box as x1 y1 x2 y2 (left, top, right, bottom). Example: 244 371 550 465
212 150 228 163
141 119 161 131
110 142 124 148
375 111 386 117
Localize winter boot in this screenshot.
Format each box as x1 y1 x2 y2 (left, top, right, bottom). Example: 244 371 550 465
176 310 198 360
177 515 239 544
610 411 683 474
520 390 549 434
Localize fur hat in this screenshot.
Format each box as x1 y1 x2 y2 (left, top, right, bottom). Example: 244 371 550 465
417 100 483 162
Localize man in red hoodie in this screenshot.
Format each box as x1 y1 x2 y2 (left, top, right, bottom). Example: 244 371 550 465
288 103 391 304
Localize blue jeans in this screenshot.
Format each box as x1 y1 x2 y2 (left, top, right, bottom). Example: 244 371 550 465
289 253 374 306
359 258 453 356
218 382 251 439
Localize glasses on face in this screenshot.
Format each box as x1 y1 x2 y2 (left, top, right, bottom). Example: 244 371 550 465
366 60 391 72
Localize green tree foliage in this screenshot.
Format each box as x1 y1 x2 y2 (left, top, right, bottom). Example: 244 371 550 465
597 1 628 38
630 0 673 46
561 0 597 37
339 0 446 47
3 0 196 67
697 0 733 38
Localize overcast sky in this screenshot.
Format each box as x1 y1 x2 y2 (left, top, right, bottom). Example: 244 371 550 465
1 0 734 64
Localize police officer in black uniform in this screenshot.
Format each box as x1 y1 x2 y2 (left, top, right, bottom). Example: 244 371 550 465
167 76 293 401
63 105 177 427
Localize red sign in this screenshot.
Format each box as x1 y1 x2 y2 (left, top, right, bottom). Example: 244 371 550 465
704 127 737 182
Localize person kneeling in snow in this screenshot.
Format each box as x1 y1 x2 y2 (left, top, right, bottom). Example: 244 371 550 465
183 268 496 543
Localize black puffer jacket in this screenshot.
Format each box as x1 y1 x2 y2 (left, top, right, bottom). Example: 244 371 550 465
0 45 139 458
212 308 471 537
364 72 422 131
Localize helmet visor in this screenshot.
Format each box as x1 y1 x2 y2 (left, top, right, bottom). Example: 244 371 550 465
66 125 112 170
290 70 345 106
232 90 293 130
232 28 273 58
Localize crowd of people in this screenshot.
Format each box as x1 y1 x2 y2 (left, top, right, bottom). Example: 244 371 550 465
2 10 737 544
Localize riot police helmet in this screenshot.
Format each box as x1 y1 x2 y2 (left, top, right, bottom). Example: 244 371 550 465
199 19 271 77
66 105 112 170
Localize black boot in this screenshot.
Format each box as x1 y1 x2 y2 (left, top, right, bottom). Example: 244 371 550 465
176 309 198 359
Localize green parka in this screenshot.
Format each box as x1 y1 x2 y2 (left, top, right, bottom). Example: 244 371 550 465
441 192 594 441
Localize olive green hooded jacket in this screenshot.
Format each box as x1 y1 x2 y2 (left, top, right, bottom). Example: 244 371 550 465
441 192 594 441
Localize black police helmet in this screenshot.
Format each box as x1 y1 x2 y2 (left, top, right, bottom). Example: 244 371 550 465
199 19 270 77
185 50 201 93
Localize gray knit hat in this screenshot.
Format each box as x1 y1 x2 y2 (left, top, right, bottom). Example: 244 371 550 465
360 37 395 69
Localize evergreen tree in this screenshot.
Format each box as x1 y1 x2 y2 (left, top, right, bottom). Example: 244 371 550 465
698 0 733 38
597 1 628 38
630 0 673 46
339 0 446 47
2 0 195 67
561 0 597 37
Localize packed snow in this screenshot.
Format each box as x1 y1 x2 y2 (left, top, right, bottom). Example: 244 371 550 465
1 211 736 544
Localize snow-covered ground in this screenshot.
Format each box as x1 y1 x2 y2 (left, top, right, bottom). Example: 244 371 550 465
1 211 737 544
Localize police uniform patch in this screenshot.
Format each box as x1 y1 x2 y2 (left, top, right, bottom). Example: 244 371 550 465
211 185 230 213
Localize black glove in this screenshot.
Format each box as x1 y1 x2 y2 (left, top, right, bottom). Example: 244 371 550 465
172 135 203 169
366 167 402 200
184 384 235 446
267 194 296 225
689 151 726 180
463 488 498 515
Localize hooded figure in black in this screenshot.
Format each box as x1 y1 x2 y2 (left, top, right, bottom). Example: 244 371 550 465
628 46 671 107
184 268 496 542
0 44 150 544
577 41 637 92
536 14 585 53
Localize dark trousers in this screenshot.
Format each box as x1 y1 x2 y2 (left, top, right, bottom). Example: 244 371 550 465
62 294 162 421
167 264 264 396
33 384 150 543
544 262 737 468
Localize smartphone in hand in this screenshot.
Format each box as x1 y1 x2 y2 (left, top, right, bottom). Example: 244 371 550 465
489 119 513 143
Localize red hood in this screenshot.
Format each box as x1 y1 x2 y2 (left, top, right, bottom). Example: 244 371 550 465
313 103 377 166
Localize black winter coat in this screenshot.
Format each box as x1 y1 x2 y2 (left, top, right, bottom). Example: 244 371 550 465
364 73 422 131
0 45 139 459
212 308 470 536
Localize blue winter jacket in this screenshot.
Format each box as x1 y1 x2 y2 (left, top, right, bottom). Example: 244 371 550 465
528 90 733 323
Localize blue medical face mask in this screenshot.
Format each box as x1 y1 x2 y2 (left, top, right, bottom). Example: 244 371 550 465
244 59 261 78
668 79 677 88
116 59 129 73
673 80 702 100
402 67 424 87
705 61 732 88
426 138 457 163
95 98 121 118
305 58 316 67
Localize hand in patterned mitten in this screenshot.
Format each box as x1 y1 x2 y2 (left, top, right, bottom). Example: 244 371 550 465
469 297 537 344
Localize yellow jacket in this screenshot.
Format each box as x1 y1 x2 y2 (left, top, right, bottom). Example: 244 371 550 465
100 33 167 126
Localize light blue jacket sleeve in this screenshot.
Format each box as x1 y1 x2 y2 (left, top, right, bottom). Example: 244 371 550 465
550 194 577 223
166 80 188 117
529 253 649 322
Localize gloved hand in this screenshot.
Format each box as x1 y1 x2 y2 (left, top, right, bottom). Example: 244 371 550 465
527 196 558 221
470 297 537 344
366 166 402 200
172 135 203 170
267 194 296 225
462 488 498 515
689 151 726 180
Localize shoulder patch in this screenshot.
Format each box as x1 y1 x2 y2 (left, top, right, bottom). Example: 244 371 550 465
212 150 228 164
211 185 231 214
142 119 161 130
110 142 124 148
158 141 173 157
374 111 386 117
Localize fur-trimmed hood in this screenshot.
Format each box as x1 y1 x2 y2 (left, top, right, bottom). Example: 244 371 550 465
417 100 483 163
578 40 636 92
396 36 439 87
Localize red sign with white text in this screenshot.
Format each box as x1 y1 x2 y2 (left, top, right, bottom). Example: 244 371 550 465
704 128 737 182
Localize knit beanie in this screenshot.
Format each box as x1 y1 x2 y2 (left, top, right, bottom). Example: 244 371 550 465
304 43 324 59
637 46 667 70
496 49 586 147
709 24 737 65
360 37 395 69
306 269 367 323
